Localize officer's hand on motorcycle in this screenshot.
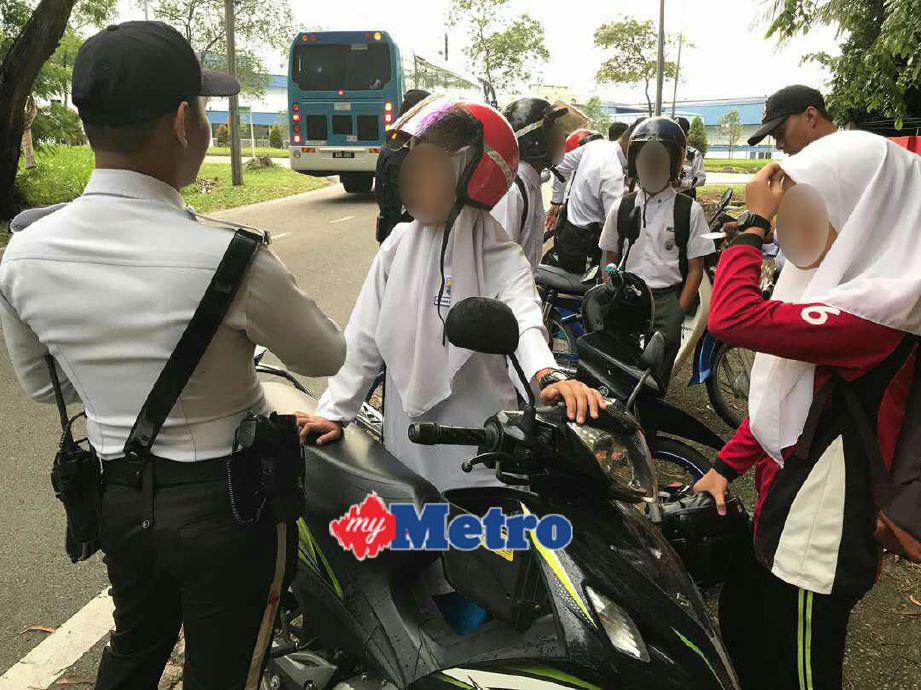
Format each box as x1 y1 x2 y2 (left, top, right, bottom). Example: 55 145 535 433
692 469 730 516
539 379 607 425
295 412 343 445
545 204 561 231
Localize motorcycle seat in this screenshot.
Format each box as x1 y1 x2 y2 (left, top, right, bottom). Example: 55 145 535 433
535 264 590 296
303 418 442 525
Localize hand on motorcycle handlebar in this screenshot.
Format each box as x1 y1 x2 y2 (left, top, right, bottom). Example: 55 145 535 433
539 380 607 425
295 412 343 445
692 469 730 516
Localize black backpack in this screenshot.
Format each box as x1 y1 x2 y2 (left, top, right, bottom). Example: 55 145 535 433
616 191 693 282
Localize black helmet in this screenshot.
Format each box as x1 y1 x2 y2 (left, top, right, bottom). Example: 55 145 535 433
503 97 568 165
676 116 690 134
627 116 687 182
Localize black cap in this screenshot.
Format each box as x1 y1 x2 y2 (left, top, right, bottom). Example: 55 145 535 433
747 85 825 146
73 21 240 126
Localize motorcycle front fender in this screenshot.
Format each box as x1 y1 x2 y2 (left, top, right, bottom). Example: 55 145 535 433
690 331 722 385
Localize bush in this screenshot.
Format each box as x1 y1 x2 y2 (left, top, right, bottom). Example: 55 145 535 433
268 124 284 149
687 115 707 156
30 103 86 147
215 122 231 147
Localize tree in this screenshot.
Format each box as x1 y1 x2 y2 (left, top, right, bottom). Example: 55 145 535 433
581 96 612 136
766 0 921 129
151 0 293 97
215 122 230 147
687 115 708 156
447 0 549 94
31 101 85 145
594 17 678 116
268 124 283 149
0 0 78 218
718 109 743 159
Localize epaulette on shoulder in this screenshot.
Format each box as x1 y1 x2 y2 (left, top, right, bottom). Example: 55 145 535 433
194 212 270 244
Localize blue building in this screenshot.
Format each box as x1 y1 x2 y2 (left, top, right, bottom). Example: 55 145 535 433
601 96 777 159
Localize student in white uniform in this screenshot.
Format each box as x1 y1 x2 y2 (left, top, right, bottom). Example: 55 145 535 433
298 97 605 491
491 98 569 269
675 117 707 198
599 117 713 381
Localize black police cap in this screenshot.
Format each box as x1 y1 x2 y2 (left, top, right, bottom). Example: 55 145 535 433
72 21 240 126
748 85 826 146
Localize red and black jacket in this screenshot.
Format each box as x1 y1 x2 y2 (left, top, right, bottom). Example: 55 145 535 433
709 235 916 597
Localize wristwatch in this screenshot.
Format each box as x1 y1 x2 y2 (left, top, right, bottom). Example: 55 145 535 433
736 210 772 234
538 370 569 390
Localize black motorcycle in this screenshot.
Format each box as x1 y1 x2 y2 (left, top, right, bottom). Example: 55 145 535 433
257 298 742 690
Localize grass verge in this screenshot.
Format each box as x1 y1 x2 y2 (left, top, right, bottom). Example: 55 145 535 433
697 183 747 207
704 158 771 173
15 145 326 215
208 146 289 158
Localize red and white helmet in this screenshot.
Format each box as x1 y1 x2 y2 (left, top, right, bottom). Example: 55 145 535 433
389 95 518 210
564 128 603 153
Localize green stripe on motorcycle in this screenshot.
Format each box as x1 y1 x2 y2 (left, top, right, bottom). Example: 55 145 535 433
502 664 601 690
433 672 474 688
297 518 344 599
673 629 725 689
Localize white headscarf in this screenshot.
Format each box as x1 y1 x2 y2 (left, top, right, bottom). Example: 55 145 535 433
748 130 921 463
376 205 534 418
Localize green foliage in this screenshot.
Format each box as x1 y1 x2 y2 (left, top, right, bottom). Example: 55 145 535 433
152 0 292 98
594 17 678 116
215 122 231 147
447 0 550 93
16 145 326 212
687 115 708 156
31 102 86 146
703 158 770 173
581 96 611 136
0 0 117 101
766 0 921 128
208 146 287 157
268 124 284 149
717 108 743 157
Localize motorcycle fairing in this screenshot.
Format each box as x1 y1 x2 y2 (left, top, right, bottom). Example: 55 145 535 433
636 397 725 452
690 331 722 385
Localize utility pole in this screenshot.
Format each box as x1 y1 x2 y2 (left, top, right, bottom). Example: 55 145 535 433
444 33 449 62
671 32 683 118
655 0 665 116
224 0 242 186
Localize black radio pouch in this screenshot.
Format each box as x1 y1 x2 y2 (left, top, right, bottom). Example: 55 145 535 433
47 354 102 563
228 412 304 525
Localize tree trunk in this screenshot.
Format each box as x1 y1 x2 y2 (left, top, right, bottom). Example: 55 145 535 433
0 0 78 219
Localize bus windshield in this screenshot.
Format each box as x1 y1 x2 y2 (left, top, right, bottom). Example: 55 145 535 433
292 43 392 92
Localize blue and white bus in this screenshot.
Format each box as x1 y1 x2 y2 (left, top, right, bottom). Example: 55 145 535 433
287 30 404 193
287 30 484 193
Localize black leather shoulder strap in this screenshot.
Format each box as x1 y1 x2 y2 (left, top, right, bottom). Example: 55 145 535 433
513 175 529 233
123 229 265 457
616 191 638 257
674 192 692 282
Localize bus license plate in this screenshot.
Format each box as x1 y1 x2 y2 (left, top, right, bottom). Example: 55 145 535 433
333 152 355 159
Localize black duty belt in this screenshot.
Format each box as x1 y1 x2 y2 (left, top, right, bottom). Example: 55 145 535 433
103 456 228 488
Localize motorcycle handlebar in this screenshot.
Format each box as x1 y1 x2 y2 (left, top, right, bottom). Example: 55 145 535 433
408 423 488 447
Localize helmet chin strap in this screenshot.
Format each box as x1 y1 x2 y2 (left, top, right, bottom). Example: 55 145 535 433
436 198 466 345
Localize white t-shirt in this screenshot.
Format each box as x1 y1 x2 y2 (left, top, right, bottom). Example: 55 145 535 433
598 187 713 288
677 146 707 192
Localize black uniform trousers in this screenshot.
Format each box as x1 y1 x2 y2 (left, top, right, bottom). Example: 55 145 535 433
719 546 861 690
95 458 278 690
551 217 603 274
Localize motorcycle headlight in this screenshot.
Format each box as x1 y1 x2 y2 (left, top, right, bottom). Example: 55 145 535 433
585 586 650 662
568 423 657 502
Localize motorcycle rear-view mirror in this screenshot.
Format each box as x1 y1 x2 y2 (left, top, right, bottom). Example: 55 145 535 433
445 297 520 356
720 188 733 208
641 331 667 373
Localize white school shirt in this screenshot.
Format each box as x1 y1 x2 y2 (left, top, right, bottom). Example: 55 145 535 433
565 140 627 228
316 224 555 491
491 162 545 269
0 169 345 461
598 187 713 289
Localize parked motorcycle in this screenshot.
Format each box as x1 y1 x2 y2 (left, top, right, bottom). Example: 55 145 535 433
256 299 741 690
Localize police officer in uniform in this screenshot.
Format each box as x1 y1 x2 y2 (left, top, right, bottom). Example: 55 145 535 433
0 22 345 689
675 116 706 199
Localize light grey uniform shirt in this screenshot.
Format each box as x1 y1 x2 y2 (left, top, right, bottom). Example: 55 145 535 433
0 169 345 461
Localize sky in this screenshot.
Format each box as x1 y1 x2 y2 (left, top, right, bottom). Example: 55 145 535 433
117 0 841 104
